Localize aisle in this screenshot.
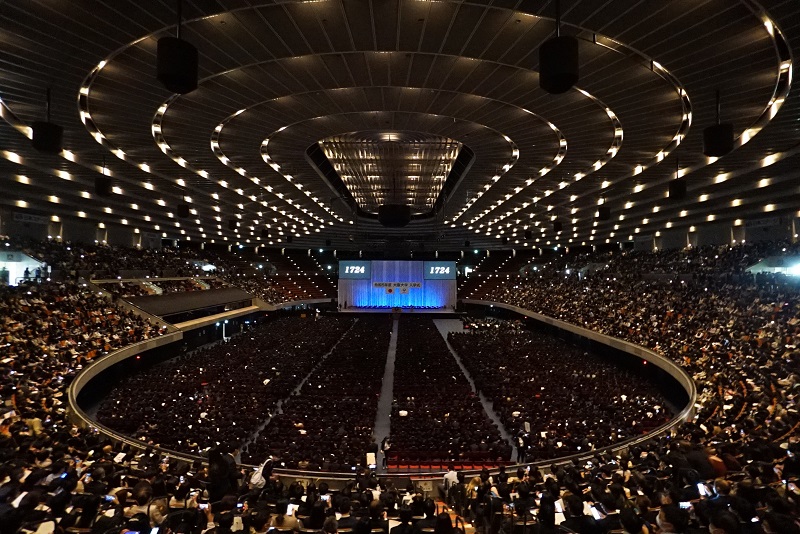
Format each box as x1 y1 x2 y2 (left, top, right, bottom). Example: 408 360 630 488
240 319 358 457
433 319 517 453
372 317 398 473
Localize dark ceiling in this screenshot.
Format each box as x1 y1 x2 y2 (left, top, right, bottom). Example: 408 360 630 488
0 0 798 250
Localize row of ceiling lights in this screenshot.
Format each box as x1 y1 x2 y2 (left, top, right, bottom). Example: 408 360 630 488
10 2 791 248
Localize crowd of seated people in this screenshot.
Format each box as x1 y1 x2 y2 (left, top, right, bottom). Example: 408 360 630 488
96 316 353 456
0 424 480 534
449 326 672 462
2 410 798 534
444 434 800 534
150 279 208 294
2 238 323 306
97 281 153 298
476 244 800 454
459 316 524 333
0 238 799 531
596 241 800 278
388 317 509 466
0 281 166 375
519 241 800 281
220 273 292 305
4 237 215 279
248 316 392 470
100 278 229 299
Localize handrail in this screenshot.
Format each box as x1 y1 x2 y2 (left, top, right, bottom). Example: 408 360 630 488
66 299 696 481
256 297 332 311
82 279 179 333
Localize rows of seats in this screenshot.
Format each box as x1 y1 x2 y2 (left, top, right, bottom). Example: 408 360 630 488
466 241 800 458
8 238 336 305
3 237 800 532
99 278 223 298
96 316 353 455
449 326 672 462
387 317 509 467
246 315 393 470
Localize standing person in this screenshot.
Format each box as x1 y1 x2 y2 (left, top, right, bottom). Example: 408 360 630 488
443 465 458 492
224 446 242 494
208 448 233 503
367 438 379 467
381 436 391 468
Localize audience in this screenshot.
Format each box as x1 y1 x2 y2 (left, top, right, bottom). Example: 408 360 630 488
1 238 800 533
390 317 508 463
247 316 392 470
96 316 353 455
474 245 800 453
449 328 671 461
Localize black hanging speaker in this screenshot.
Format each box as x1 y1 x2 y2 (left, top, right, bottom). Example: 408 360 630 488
177 204 190 218
524 230 532 240
378 204 411 228
703 89 734 157
260 229 270 238
703 123 734 157
669 178 687 200
228 220 237 230
539 36 579 94
464 240 470 248
95 176 112 197
157 37 198 94
553 221 563 232
325 239 331 247
31 121 63 153
597 207 611 221
502 236 509 245
286 235 293 243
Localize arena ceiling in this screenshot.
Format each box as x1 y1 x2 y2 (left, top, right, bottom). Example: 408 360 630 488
0 0 798 250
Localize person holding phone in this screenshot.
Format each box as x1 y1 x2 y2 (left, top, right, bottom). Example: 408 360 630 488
269 499 301 532
560 495 604 534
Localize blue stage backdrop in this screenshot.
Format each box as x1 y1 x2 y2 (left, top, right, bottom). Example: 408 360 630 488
338 260 456 309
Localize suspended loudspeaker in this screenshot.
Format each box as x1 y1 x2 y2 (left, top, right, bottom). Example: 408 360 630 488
553 221 563 232
502 236 509 245
524 230 532 240
31 121 63 153
703 123 734 157
378 204 411 228
539 36 579 94
669 178 687 200
325 239 331 247
286 235 293 243
597 207 611 221
464 240 470 248
228 220 237 230
177 204 190 218
157 37 198 94
260 229 270 238
95 176 112 197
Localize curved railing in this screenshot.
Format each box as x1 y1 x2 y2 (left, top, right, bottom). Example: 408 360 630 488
67 299 696 485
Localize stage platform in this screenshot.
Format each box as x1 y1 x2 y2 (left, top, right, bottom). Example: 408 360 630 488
338 306 457 315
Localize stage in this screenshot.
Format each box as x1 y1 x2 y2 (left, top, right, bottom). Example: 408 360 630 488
338 306 458 315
